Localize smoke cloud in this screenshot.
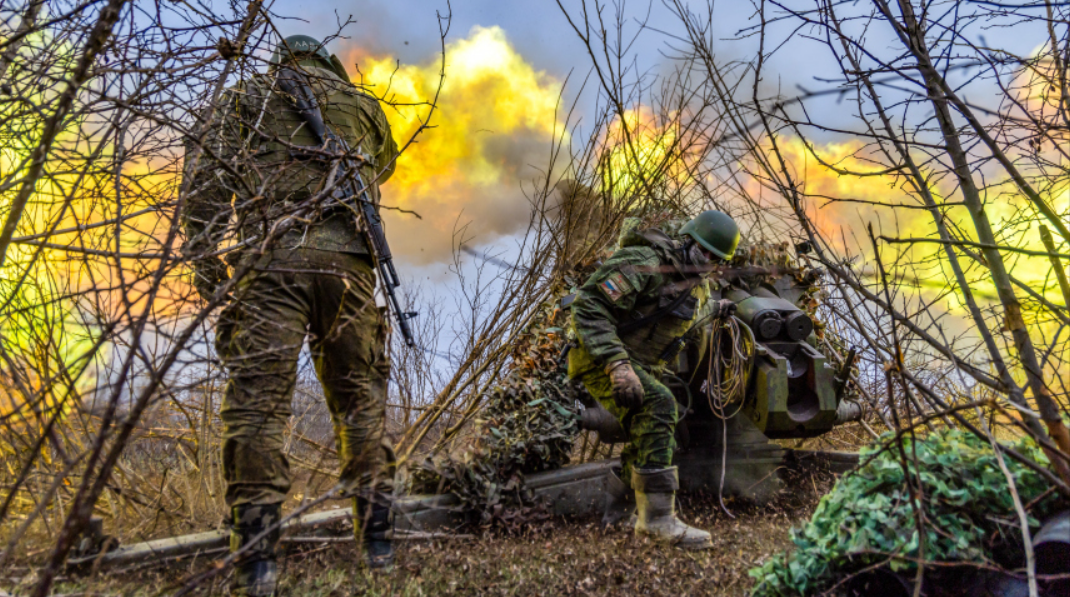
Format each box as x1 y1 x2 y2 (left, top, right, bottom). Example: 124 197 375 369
342 26 566 264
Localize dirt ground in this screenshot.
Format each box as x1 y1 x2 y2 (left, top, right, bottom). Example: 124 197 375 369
43 468 835 597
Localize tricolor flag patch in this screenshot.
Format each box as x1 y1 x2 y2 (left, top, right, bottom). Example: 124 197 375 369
598 272 633 303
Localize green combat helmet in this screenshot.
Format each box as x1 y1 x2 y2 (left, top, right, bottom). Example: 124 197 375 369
679 210 740 260
270 34 329 65
270 34 351 80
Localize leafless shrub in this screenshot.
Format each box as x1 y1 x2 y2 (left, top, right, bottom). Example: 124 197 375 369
553 0 1069 592
0 0 455 592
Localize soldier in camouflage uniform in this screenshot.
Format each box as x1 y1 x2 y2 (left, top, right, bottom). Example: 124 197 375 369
568 211 740 549
181 34 399 595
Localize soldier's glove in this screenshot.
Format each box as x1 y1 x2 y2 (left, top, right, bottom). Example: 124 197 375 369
191 257 229 302
607 360 644 410
715 299 737 319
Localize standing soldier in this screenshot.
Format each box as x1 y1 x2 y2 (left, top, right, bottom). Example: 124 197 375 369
568 211 740 550
181 35 400 595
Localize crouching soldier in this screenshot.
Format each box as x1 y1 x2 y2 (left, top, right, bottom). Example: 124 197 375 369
568 210 740 549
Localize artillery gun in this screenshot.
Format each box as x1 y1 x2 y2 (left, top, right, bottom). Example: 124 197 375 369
574 242 862 502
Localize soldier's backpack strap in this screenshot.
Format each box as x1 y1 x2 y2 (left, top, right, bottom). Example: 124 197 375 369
558 281 692 337
615 289 693 336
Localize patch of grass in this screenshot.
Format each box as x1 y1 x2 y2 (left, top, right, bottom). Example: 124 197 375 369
48 471 834 597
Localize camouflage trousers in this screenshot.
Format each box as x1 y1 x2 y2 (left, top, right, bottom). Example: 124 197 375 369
216 248 394 507
579 362 679 487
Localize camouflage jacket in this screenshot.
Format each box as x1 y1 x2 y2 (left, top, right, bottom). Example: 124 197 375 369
568 228 711 377
181 60 399 258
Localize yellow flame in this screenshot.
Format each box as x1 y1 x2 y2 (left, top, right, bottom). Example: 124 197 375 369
748 136 1069 317
1015 42 1068 120
344 26 566 261
599 107 685 197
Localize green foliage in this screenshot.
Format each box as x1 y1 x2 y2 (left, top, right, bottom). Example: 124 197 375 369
749 429 1064 596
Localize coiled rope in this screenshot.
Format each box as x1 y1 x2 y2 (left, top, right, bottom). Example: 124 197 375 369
703 315 754 517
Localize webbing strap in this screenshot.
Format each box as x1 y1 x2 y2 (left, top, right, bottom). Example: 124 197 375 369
615 289 692 336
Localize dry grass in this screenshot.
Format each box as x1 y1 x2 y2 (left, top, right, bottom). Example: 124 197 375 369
43 468 836 597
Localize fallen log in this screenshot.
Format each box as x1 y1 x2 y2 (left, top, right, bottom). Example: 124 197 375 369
67 460 613 570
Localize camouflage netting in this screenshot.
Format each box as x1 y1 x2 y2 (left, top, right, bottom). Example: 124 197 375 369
406 301 584 528
750 430 1068 597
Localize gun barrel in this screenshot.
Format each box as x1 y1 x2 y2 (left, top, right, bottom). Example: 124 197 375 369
725 287 813 343
385 260 401 288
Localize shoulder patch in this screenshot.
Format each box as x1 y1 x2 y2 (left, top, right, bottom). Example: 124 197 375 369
598 271 633 303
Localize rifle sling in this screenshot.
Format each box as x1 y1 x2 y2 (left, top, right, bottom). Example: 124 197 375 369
275 68 368 214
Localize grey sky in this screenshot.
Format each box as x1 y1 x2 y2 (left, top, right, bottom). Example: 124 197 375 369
284 0 1047 143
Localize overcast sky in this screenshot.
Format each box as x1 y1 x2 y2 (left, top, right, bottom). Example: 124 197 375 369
281 1 833 112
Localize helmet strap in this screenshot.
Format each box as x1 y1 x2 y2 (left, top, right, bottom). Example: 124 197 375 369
685 239 711 268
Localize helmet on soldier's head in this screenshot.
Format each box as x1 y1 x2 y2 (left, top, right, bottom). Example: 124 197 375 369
679 210 740 261
270 34 331 67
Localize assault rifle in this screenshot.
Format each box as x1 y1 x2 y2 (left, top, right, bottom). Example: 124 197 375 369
276 67 417 347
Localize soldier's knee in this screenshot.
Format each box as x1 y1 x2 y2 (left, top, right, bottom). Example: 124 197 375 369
641 387 678 416
222 409 287 438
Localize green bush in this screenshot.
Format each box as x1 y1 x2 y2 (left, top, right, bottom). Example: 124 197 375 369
749 429 1064 596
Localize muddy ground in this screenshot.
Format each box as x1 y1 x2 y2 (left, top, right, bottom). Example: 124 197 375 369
41 468 835 597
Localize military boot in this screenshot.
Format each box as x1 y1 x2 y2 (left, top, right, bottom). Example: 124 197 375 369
602 466 637 529
632 467 712 550
230 504 281 597
354 496 394 569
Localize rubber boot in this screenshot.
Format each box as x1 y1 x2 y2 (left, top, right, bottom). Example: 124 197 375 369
602 466 637 529
230 504 280 597
355 496 394 569
632 467 712 550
